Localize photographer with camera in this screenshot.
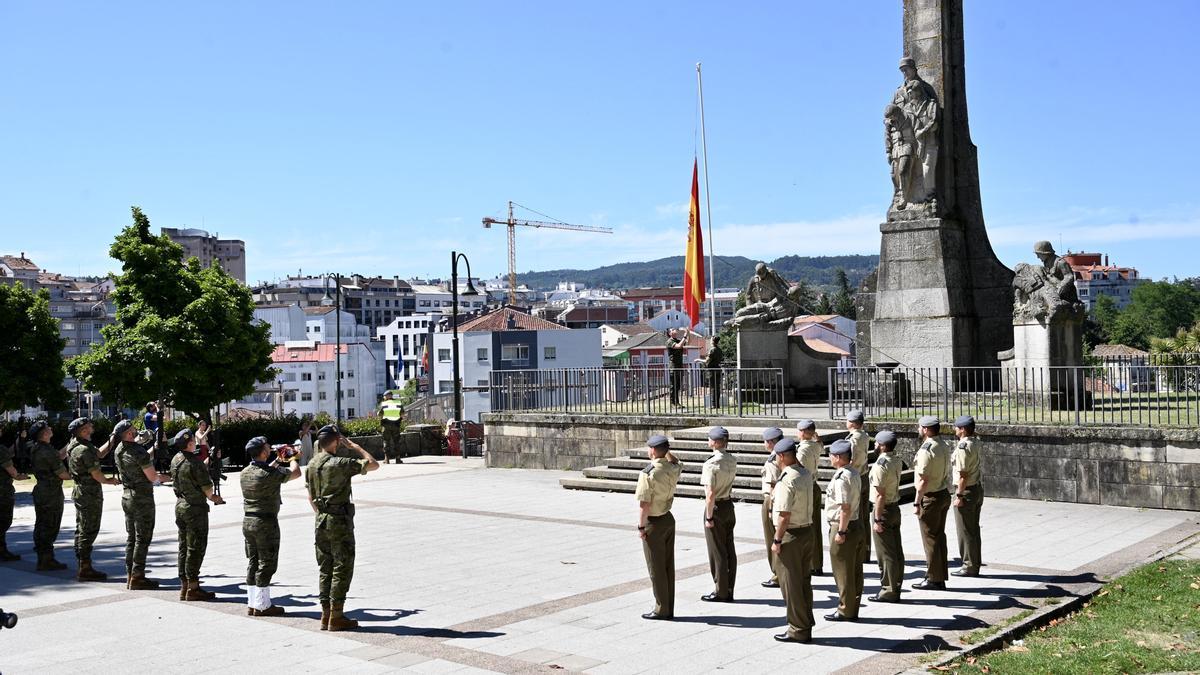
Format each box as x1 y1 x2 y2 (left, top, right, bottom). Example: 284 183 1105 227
169 428 225 601
241 436 301 617
114 420 171 590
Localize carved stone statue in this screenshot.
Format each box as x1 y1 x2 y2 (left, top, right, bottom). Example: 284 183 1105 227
886 57 940 212
1012 241 1085 324
726 263 803 329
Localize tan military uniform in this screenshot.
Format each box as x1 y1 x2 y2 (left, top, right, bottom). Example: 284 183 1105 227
771 465 814 641
701 450 738 598
869 452 905 599
826 466 864 618
847 428 872 561
915 436 952 582
953 436 985 573
637 457 682 617
760 458 783 584
798 438 824 573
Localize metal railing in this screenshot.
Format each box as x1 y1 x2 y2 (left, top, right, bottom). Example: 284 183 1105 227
828 364 1200 427
490 366 787 418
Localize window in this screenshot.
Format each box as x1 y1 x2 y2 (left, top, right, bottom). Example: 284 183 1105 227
313 325 322 333
438 348 452 362
477 348 489 361
318 372 326 381
543 346 557 361
282 372 297 382
301 373 313 381
501 344 530 362
283 390 297 402
347 388 356 397
301 392 313 401
318 391 327 400
477 379 489 386
347 408 356 418
403 335 410 355
438 381 453 394
419 300 431 307
347 370 355 379
61 322 76 331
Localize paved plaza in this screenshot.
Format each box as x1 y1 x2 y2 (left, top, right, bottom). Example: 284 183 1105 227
2 459 1198 674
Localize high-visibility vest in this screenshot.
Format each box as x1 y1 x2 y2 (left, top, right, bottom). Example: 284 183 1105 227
379 400 404 420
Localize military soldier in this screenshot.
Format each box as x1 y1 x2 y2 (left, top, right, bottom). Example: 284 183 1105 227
952 415 984 577
845 410 872 563
30 421 71 570
1 436 29 561
377 391 405 464
795 419 825 575
66 417 120 581
115 419 169 589
912 415 951 590
825 439 864 621
759 427 784 588
242 436 302 616
868 430 904 603
170 428 226 600
769 438 815 643
636 434 682 620
700 426 737 602
307 424 379 631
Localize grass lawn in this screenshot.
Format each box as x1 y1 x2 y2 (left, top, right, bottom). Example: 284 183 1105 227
945 559 1200 674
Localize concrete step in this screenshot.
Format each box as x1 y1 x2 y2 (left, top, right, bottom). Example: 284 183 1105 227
559 476 917 504
603 457 913 484
669 429 848 445
583 466 762 489
648 448 869 468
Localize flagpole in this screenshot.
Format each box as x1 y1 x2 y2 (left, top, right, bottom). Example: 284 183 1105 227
696 62 717 336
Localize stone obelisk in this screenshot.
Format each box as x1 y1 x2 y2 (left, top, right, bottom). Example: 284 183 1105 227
858 0 1015 368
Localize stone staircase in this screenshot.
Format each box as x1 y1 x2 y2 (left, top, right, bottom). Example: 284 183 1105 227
561 426 916 504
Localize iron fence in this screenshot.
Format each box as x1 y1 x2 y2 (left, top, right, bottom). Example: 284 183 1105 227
490 366 787 418
828 364 1200 427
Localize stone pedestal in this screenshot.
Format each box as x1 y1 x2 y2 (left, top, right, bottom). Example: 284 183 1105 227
736 327 840 401
999 319 1089 410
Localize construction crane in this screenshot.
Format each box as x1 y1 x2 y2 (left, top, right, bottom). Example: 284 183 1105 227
482 201 613 305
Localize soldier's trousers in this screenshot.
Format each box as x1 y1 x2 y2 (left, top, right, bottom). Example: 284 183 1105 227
32 485 64 554
872 503 904 599
858 484 872 562
954 483 984 572
244 514 281 587
122 492 156 575
315 513 356 604
641 512 675 617
760 496 778 583
381 423 402 460
810 488 823 572
774 525 814 640
0 488 13 549
73 486 103 561
918 489 951 582
705 499 736 598
175 505 209 579
829 522 865 618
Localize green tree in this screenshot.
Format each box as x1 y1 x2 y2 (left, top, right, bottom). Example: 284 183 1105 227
0 283 70 412
830 268 856 319
1151 321 1200 364
70 206 275 417
1106 281 1200 350
814 292 834 315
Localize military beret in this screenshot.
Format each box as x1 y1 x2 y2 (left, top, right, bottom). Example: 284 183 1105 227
29 420 49 438
829 439 852 456
317 424 341 440
874 430 898 446
708 426 729 440
67 417 92 435
918 415 940 427
113 420 135 438
774 437 798 455
762 427 783 442
795 419 816 431
172 428 194 448
954 415 976 428
847 410 865 423
646 434 670 449
245 436 269 452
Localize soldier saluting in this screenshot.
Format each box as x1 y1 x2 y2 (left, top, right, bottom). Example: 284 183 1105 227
66 417 120 581
170 428 226 601
114 419 169 590
30 421 70 570
242 436 301 616
306 425 379 631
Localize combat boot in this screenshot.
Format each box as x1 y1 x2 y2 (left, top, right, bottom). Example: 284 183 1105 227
128 573 160 590
0 545 21 561
326 604 359 632
257 604 285 617
76 559 108 581
179 577 189 600
320 603 331 630
183 578 216 601
37 553 68 571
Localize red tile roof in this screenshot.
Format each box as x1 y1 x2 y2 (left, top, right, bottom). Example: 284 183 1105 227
804 337 850 356
270 343 349 363
1 255 39 271
459 307 565 332
1092 344 1148 358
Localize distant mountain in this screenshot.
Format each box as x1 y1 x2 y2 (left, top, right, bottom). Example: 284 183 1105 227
517 254 879 292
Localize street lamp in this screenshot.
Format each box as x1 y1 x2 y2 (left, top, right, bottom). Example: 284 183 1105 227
450 251 479 433
322 273 344 424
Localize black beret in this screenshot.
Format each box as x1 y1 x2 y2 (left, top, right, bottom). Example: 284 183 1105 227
954 415 976 428
67 417 92 435
113 420 135 438
172 428 194 448
317 424 341 440
708 426 729 440
245 436 269 452
874 430 898 446
774 438 798 455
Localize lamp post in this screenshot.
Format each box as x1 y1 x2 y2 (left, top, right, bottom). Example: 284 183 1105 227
450 251 479 433
322 273 344 425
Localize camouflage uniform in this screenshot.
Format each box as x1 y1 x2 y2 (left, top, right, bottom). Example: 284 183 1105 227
66 438 104 562
31 442 66 558
0 444 17 558
116 441 157 576
306 451 369 606
170 450 213 580
241 462 290 586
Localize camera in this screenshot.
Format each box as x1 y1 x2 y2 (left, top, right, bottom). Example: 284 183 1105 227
274 444 299 463
0 609 17 630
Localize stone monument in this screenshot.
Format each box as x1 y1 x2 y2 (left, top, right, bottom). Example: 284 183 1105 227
857 0 1015 369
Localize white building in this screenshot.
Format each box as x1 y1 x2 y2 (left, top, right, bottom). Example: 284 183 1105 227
376 313 441 385
788 314 857 366
410 282 486 315
235 341 378 419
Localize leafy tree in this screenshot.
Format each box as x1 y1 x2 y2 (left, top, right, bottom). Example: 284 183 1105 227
814 293 834 315
70 206 275 418
0 283 70 412
1151 321 1200 364
830 268 856 319
713 291 745 363
1106 281 1200 350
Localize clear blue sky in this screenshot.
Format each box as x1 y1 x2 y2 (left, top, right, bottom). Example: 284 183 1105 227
3 1 1198 286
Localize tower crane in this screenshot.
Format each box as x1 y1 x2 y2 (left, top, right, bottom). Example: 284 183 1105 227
482 201 613 305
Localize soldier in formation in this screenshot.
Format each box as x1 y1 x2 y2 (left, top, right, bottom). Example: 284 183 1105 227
912 415 951 590
769 438 814 643
66 417 120 581
824 439 864 622
868 430 904 603
30 421 71 570
1 434 29 561
700 426 737 602
170 428 226 600
242 436 301 616
114 419 169 589
794 419 825 575
759 427 784 589
952 415 985 577
844 410 872 563
635 434 682 620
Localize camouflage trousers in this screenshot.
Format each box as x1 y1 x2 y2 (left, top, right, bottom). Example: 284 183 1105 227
314 513 356 604
243 515 281 587
73 486 103 561
122 491 156 575
32 485 64 554
175 505 209 579
382 421 403 460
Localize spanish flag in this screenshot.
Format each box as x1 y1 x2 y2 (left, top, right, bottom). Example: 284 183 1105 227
683 159 705 328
